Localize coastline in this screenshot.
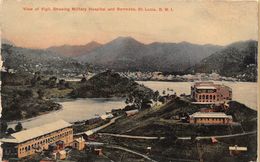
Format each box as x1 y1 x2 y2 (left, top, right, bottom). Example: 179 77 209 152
6 97 126 129
6 108 63 126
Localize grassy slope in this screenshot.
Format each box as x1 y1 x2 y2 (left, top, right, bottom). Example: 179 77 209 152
102 98 256 136
99 98 257 162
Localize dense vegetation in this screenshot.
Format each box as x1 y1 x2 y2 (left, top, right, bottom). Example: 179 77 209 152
1 44 87 76
70 70 154 98
1 70 154 121
1 73 61 121
190 40 258 81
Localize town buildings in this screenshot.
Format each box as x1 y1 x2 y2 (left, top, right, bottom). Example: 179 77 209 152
191 82 232 103
72 137 85 151
1 120 73 159
189 112 233 124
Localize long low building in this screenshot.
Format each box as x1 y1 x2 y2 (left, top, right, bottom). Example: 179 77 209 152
189 112 233 124
1 120 73 159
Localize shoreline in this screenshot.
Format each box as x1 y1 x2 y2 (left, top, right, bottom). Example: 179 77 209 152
5 80 257 127
6 97 126 128
6 108 63 126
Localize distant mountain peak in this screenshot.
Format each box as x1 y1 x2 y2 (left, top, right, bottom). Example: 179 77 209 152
47 41 102 57
111 36 142 44
2 38 15 46
179 41 191 45
87 41 101 45
115 36 135 40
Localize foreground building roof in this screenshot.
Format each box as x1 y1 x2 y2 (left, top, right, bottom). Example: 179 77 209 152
1 120 72 143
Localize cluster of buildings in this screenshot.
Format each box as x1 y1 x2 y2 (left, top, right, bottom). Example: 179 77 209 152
118 71 238 81
1 108 136 161
1 120 85 160
189 82 233 125
191 82 232 103
1 81 237 160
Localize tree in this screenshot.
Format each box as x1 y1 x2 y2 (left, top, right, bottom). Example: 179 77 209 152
15 122 23 132
30 77 38 87
80 77 87 83
23 89 34 98
125 94 134 104
162 90 166 95
141 99 152 109
7 128 15 134
37 89 45 99
0 120 8 133
48 76 57 88
153 90 160 102
58 79 66 89
125 90 153 109
65 82 71 88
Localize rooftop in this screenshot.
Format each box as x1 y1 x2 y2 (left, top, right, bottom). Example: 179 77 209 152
196 86 217 89
190 112 232 119
1 120 72 143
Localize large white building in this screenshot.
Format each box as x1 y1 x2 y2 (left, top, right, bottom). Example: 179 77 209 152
1 120 73 159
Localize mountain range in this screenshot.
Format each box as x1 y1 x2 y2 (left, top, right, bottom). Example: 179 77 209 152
47 41 102 57
1 37 257 81
73 37 223 72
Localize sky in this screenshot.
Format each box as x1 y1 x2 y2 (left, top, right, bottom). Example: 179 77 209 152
1 0 258 49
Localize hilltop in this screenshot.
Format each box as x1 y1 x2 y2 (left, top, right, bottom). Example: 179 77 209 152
70 70 154 98
99 98 257 162
47 41 102 57
189 40 258 81
1 44 86 76
101 98 257 136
